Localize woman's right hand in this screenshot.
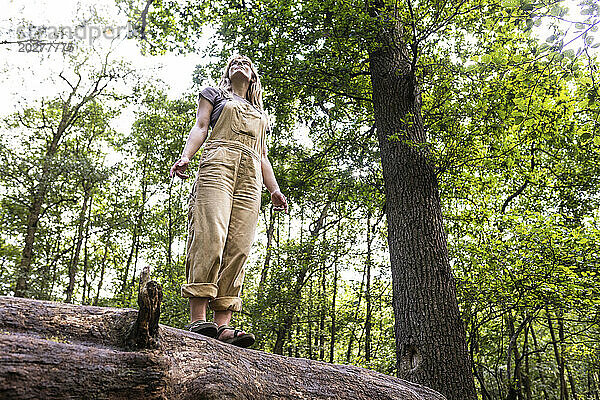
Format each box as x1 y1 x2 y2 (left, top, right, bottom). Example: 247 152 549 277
172 97 212 179
170 156 191 179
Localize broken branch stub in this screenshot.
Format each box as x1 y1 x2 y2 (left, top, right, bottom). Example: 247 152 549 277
126 266 162 350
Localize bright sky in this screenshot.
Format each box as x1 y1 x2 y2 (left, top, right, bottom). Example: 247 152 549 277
0 0 594 162
1 0 593 117
0 0 217 121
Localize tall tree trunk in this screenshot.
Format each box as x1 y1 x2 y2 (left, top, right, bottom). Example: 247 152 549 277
129 235 142 303
295 316 300 358
46 237 64 299
81 232 89 305
123 209 143 301
272 202 331 354
592 372 600 400
14 160 55 297
346 267 366 363
287 316 293 357
566 364 578 400
506 313 522 400
258 208 276 295
122 162 147 301
66 185 92 303
167 176 173 270
329 223 339 363
365 212 372 364
319 264 326 361
366 3 476 398
470 319 492 400
547 310 568 400
93 241 109 306
319 218 326 361
558 317 578 400
307 281 313 359
530 323 550 400
513 333 525 400
522 322 533 400
81 190 93 305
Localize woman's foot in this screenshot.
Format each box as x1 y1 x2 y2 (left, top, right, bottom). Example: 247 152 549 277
188 320 218 338
216 325 255 348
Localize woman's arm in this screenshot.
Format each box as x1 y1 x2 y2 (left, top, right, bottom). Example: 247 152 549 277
261 139 288 213
169 97 213 179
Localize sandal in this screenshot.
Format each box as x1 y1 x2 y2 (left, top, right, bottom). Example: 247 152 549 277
216 325 255 348
187 320 218 338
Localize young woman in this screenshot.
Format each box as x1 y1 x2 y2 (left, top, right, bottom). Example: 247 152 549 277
169 54 288 348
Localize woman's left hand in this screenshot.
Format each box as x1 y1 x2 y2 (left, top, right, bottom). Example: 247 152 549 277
271 190 289 214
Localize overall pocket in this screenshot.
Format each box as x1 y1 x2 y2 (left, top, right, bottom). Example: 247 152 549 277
230 103 263 147
199 146 221 165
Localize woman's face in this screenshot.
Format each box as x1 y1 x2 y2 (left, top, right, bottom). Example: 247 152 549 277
228 57 254 83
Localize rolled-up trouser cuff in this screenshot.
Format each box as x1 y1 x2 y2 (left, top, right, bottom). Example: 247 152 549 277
181 283 218 299
209 296 242 312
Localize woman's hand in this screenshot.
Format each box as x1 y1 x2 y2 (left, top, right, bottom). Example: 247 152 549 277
271 190 288 213
170 156 191 179
170 97 212 180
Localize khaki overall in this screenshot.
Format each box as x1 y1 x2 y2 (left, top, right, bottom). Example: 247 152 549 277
181 98 268 312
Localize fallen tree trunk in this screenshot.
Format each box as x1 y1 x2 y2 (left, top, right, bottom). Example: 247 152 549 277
0 295 446 400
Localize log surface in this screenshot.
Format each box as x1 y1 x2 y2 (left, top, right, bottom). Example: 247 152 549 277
0 296 446 400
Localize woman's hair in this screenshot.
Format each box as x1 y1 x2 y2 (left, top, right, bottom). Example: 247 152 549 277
217 54 265 112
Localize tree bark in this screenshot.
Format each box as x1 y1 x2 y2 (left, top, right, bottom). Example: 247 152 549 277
126 266 162 349
0 296 446 400
366 3 476 399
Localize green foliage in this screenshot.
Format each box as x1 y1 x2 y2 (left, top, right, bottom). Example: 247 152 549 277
3 0 600 397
